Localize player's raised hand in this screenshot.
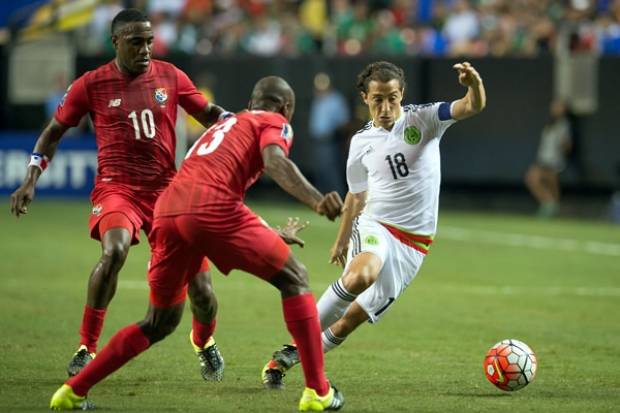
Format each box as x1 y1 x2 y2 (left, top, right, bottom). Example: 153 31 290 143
276 217 309 248
453 62 482 88
316 191 343 221
10 183 35 218
329 238 348 268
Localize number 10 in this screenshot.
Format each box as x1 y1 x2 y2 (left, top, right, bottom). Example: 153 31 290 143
128 109 155 140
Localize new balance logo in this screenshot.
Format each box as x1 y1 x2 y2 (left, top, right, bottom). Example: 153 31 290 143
108 98 121 107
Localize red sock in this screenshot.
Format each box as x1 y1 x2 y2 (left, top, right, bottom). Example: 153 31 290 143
67 324 150 396
191 318 216 348
79 306 107 353
282 293 329 396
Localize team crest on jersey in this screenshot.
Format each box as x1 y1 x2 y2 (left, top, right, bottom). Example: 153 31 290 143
404 126 421 145
92 204 103 216
154 88 168 105
281 123 293 141
364 235 379 246
59 84 72 107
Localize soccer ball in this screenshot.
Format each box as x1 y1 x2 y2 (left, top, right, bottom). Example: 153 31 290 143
483 339 537 391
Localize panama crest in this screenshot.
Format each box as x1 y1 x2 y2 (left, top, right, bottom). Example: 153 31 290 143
154 88 168 105
92 204 103 216
404 126 421 145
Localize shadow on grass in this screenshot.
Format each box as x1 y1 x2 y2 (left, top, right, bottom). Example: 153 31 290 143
441 392 513 398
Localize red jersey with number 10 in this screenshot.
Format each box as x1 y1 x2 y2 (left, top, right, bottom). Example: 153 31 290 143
54 59 208 191
155 110 294 217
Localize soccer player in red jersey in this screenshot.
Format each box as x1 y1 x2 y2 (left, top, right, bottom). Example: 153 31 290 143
48 76 346 412
10 9 226 380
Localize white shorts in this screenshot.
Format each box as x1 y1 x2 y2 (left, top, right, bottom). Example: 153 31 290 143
345 214 425 323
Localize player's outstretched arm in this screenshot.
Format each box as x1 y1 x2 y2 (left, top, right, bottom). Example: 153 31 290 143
10 119 68 217
451 62 486 121
262 144 343 220
329 191 367 267
191 103 229 129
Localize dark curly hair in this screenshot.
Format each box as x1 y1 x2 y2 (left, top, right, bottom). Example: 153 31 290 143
111 9 149 35
356 61 406 94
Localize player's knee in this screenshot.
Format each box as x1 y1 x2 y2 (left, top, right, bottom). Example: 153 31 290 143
102 241 129 268
342 267 376 293
142 316 181 344
270 259 310 297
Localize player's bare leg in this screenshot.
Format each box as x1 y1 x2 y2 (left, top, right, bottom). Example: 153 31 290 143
263 252 381 391
51 302 184 410
67 226 131 377
525 165 559 218
187 271 224 381
324 301 370 347
266 254 344 411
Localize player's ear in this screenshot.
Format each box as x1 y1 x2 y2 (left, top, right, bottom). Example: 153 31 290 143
360 91 368 104
111 34 119 50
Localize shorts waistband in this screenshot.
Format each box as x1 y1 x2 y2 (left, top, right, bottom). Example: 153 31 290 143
380 222 433 255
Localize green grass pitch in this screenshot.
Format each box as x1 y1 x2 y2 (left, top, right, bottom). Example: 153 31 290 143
1 199 619 412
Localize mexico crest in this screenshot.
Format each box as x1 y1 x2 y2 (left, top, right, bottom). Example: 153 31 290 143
154 88 168 105
404 126 421 145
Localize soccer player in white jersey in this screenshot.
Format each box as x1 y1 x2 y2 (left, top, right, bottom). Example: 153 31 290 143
261 61 486 389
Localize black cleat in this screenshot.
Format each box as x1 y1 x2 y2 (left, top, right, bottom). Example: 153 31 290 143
191 332 224 382
261 344 300 389
66 345 95 377
273 344 300 369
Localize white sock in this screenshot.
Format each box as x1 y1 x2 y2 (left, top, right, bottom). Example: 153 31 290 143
316 279 357 330
321 328 346 353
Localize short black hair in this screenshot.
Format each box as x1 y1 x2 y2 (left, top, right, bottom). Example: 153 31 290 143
110 9 149 35
356 61 406 94
250 76 295 112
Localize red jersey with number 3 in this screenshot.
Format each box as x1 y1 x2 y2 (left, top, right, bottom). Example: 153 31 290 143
54 59 208 191
155 110 294 217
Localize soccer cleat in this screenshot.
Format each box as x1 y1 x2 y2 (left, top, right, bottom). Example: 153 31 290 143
273 344 300 369
298 384 345 412
66 345 95 377
261 359 286 389
49 384 95 411
190 331 224 381
261 344 300 389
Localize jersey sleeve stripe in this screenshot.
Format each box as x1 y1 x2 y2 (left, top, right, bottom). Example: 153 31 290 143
438 101 452 121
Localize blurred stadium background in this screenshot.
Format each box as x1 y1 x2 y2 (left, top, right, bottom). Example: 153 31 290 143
0 0 619 215
1 1 619 412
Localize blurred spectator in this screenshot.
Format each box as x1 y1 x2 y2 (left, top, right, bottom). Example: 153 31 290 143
525 100 572 219
442 0 479 55
308 72 350 197
57 0 620 57
555 0 600 180
242 11 281 55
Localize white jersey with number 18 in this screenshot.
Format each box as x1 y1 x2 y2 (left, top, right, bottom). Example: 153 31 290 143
346 102 457 236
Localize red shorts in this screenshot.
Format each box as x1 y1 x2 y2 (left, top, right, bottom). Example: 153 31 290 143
148 205 290 307
88 184 210 282
89 184 160 245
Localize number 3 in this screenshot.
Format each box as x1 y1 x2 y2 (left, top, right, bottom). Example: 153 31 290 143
186 117 238 158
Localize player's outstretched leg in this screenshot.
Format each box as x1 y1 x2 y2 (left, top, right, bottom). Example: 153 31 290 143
51 302 184 410
68 224 132 377
268 254 344 411
188 270 224 381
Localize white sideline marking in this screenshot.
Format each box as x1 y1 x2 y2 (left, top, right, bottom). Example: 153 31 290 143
118 280 148 290
440 226 620 257
434 285 620 297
